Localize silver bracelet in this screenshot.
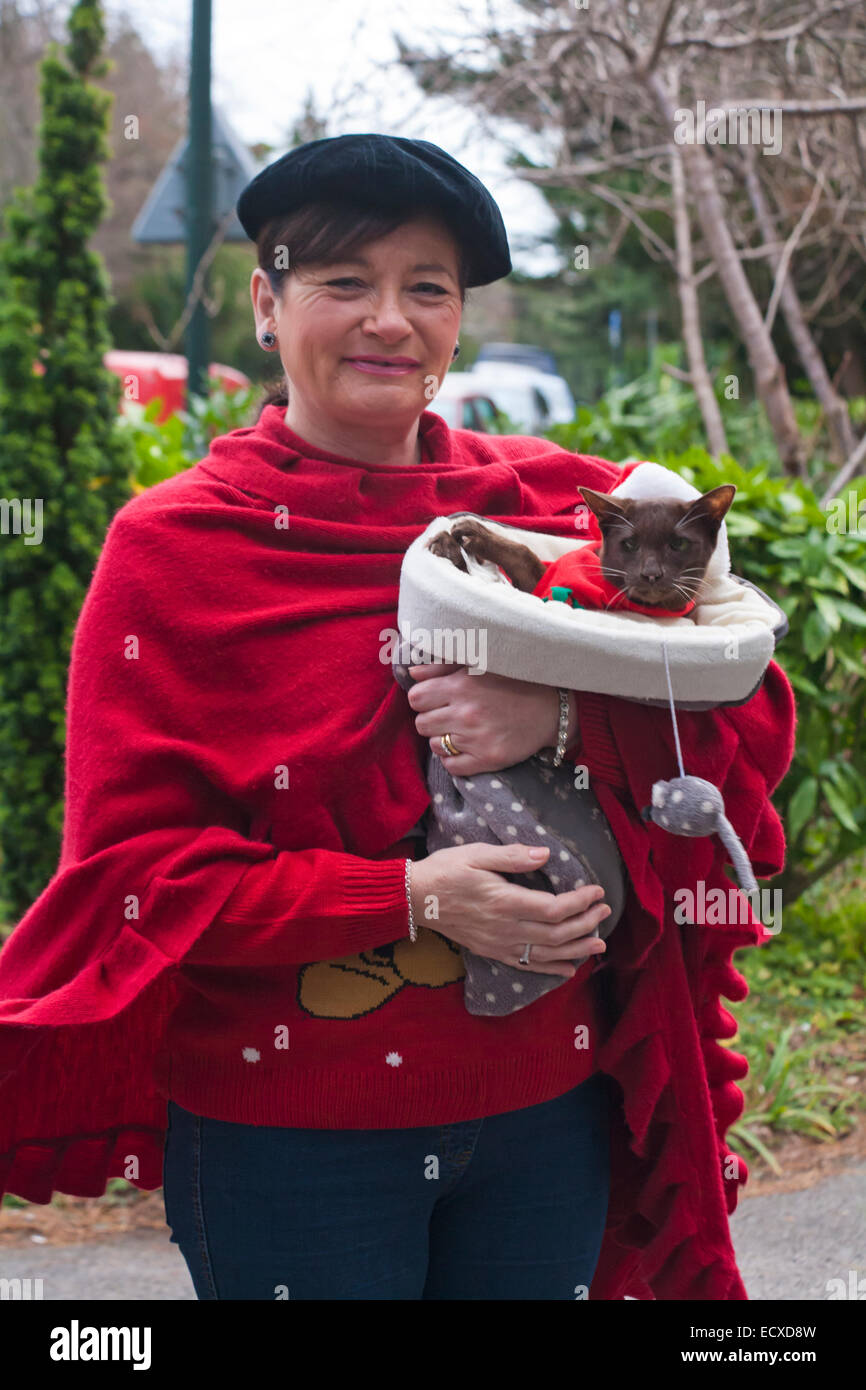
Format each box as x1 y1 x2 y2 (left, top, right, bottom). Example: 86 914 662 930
552 688 570 767
405 858 417 942
539 692 572 772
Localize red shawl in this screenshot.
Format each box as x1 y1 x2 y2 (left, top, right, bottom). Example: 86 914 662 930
0 405 795 1300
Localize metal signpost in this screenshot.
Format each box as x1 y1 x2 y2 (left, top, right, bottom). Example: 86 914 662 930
130 2 258 408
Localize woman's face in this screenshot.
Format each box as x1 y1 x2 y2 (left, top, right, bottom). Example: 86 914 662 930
251 214 463 435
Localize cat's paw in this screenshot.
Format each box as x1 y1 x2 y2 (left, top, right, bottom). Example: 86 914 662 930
450 519 497 561
427 531 468 571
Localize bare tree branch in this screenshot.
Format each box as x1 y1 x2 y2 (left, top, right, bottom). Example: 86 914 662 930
764 168 826 333
639 0 681 75
665 1 862 51
820 429 866 502
716 96 866 114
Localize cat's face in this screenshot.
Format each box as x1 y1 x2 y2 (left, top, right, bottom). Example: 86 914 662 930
576 485 736 609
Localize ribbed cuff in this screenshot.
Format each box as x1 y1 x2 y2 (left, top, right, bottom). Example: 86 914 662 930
336 853 411 932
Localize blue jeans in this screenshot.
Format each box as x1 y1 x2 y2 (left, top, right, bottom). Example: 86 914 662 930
162 1071 612 1300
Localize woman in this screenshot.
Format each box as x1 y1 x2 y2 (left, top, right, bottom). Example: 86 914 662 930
0 134 795 1301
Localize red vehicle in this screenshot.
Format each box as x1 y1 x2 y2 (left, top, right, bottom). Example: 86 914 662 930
103 351 251 422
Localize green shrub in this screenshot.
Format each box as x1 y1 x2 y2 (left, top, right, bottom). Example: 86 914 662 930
728 864 866 1164
117 385 258 492
0 0 135 921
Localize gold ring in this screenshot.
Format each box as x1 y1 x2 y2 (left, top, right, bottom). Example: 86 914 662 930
441 733 461 757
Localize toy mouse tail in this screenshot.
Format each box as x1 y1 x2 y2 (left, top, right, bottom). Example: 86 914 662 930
715 815 759 897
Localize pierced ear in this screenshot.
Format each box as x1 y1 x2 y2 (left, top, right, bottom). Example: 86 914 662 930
680 484 736 529
577 486 630 528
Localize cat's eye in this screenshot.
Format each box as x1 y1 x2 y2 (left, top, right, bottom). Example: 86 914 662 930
669 536 690 551
621 537 639 552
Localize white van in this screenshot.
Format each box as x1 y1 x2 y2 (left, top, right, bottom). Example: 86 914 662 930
424 372 502 431
467 361 576 432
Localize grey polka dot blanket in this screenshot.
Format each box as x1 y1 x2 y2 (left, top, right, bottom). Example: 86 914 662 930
393 650 626 1017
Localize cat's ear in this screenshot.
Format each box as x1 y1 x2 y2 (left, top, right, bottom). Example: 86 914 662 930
577 487 630 528
679 484 736 531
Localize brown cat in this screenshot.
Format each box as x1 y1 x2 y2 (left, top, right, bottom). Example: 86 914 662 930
428 484 735 614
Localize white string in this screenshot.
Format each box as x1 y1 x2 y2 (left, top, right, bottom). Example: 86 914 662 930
661 639 686 778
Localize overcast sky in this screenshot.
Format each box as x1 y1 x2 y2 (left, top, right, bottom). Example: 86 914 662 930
106 0 562 273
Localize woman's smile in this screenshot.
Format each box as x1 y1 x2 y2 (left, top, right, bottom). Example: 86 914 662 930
344 354 421 376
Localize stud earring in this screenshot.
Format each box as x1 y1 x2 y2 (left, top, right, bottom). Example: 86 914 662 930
452 342 460 359
260 330 276 349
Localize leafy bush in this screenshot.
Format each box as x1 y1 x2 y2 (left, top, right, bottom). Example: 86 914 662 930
117 385 258 492
548 363 777 465
728 863 866 1164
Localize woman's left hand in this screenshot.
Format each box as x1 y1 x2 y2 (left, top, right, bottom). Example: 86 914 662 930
407 663 577 776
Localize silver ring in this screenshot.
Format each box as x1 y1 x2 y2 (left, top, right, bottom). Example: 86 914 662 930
519 943 532 965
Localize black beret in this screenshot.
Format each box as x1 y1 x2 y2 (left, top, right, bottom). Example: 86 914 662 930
236 133 511 288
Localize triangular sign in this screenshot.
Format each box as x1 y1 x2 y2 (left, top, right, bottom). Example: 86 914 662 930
131 105 259 244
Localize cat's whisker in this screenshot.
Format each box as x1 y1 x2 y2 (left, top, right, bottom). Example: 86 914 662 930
668 583 698 606
603 590 630 612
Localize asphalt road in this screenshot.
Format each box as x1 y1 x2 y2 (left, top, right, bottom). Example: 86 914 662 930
2 1162 864 1300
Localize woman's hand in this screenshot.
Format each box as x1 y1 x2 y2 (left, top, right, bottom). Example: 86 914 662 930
407 662 578 775
409 842 609 977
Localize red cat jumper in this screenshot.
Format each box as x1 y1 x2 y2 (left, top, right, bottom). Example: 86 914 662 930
0 408 795 1300
534 540 696 618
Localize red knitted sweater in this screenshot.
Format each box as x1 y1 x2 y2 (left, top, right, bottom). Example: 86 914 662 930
0 406 795 1300
154 828 602 1124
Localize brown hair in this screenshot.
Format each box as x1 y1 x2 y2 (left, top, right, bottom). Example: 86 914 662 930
253 199 468 417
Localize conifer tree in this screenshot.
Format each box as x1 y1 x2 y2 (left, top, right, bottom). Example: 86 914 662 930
0 0 134 919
